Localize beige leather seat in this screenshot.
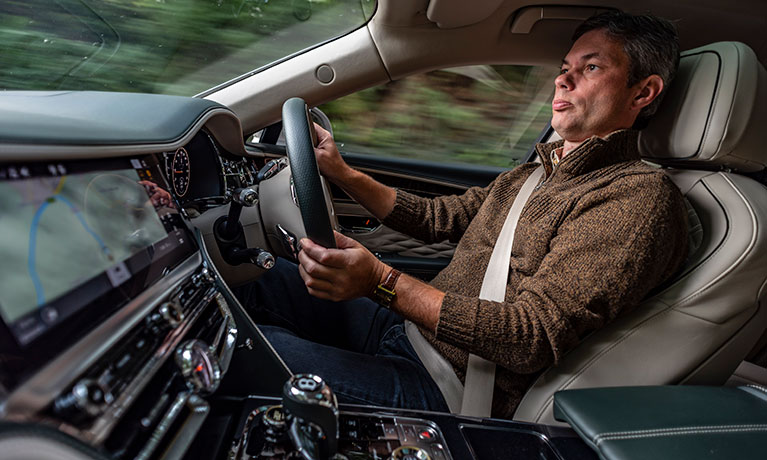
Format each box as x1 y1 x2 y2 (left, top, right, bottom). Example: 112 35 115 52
514 41 767 425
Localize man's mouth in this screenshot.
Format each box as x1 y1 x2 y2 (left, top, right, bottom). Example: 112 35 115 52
552 99 573 111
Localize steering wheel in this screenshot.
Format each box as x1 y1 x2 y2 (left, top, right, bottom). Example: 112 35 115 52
281 97 337 249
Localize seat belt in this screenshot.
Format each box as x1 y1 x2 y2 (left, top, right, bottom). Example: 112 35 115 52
405 166 544 416
461 165 544 416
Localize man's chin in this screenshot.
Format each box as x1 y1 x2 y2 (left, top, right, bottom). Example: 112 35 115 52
551 122 577 140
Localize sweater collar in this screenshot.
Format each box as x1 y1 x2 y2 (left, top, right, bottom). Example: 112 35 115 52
535 129 641 178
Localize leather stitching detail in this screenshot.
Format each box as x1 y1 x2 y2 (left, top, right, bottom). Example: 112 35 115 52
348 227 456 258
746 384 767 394
594 424 767 446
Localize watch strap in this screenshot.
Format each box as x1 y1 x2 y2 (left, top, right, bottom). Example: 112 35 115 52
372 267 401 308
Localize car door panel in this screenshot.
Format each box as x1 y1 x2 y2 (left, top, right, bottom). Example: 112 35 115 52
251 143 506 279
336 153 506 279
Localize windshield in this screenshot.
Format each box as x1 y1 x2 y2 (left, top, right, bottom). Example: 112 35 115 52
0 0 374 96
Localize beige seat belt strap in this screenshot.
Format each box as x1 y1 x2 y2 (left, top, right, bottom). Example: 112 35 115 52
404 166 544 415
404 320 465 412
461 165 544 417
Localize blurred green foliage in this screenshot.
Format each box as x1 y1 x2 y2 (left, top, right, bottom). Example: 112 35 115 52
0 0 373 95
321 65 558 168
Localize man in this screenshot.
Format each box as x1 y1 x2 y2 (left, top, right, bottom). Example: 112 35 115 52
238 11 688 418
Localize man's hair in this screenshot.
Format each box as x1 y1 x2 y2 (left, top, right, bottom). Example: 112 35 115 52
572 11 679 124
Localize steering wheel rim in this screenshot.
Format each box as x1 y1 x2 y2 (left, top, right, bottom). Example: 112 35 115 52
281 97 336 249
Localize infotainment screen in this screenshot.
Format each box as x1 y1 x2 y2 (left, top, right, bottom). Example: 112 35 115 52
0 156 194 347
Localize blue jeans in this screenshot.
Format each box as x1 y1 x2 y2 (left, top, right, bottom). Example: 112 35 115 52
233 258 448 412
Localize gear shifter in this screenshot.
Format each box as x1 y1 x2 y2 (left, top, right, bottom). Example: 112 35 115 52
231 375 453 460
214 187 275 270
282 374 339 460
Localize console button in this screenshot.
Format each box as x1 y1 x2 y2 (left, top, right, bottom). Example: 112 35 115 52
53 379 112 420
430 444 447 460
402 424 418 441
382 424 398 440
361 420 385 439
418 428 437 441
391 445 429 460
115 352 132 371
341 417 359 430
159 300 184 327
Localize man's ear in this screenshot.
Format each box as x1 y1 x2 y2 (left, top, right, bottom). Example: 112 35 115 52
632 74 664 110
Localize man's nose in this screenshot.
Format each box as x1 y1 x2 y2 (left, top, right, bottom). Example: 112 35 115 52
555 72 574 90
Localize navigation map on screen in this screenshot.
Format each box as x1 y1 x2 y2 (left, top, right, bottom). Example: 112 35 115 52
0 169 168 325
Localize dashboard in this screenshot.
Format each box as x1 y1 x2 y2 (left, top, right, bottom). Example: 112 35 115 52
0 91 593 460
0 127 264 386
0 91 292 459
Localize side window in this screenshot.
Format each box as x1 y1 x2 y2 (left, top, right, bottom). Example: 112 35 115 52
320 65 559 168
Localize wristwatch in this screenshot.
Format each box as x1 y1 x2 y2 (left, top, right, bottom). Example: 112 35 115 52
371 267 402 308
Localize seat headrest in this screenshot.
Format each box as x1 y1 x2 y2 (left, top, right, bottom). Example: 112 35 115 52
639 42 767 172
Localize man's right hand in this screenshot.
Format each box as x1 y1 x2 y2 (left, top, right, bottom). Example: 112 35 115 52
313 123 352 184
310 122 397 221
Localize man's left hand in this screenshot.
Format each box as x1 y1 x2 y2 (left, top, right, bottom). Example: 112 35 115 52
298 231 386 301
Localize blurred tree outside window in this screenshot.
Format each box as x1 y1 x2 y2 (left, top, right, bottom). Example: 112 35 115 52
320 65 559 168
0 0 375 96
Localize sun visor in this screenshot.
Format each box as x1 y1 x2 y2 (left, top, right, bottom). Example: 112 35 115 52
426 0 504 28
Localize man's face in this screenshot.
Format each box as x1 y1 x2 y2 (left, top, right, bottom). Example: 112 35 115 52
551 29 640 143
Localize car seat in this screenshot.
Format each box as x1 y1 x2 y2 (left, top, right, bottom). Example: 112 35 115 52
513 41 767 425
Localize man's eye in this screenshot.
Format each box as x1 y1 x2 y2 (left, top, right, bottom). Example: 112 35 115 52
586 64 598 71
559 68 568 75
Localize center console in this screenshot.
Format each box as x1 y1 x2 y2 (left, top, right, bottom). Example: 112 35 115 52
230 375 454 460
204 387 596 460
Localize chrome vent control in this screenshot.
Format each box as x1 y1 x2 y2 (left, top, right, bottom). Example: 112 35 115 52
175 340 222 394
158 300 184 328
52 378 113 421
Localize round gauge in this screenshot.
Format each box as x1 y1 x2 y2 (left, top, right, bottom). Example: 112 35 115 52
171 147 191 197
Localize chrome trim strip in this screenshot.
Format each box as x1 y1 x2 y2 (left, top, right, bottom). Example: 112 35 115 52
1 252 202 418
135 391 204 460
87 285 217 444
213 293 238 374
160 395 210 460
136 392 189 460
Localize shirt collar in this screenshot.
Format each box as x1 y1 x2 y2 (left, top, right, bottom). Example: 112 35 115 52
536 129 641 179
551 147 564 168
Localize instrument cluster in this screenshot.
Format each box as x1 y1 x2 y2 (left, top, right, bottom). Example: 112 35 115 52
161 130 260 212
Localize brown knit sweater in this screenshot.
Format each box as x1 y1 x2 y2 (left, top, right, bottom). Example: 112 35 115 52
382 129 688 418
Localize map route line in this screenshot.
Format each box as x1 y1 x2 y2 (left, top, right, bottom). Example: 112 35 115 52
28 177 112 307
